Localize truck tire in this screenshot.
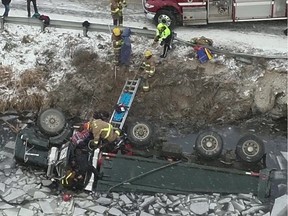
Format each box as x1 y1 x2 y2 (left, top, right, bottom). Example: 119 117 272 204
154 10 176 29
37 108 66 136
195 131 223 159
235 135 265 163
49 126 73 146
127 120 153 149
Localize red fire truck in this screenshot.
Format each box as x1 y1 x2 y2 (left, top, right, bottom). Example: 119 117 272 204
142 0 288 28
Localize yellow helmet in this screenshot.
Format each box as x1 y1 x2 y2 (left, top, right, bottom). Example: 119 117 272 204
144 50 152 57
112 27 121 36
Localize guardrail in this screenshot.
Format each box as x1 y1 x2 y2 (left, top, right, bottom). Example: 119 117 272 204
0 16 156 38
1 16 287 59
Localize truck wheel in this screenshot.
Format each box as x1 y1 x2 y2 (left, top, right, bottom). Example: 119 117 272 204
127 120 153 148
195 131 223 159
37 108 66 136
49 126 73 146
235 135 265 163
154 10 176 29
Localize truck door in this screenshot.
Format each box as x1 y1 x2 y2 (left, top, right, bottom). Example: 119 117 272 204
207 0 233 23
234 0 274 20
273 0 286 17
180 0 208 25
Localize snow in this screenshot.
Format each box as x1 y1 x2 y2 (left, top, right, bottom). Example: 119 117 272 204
1 0 287 102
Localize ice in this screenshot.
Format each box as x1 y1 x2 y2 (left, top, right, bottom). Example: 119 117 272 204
120 194 132 204
73 207 87 216
189 202 209 215
2 208 20 216
4 188 25 202
39 200 55 214
88 205 107 213
0 183 6 192
140 196 156 208
108 207 124 216
96 197 112 205
18 207 34 216
271 194 288 216
33 191 48 199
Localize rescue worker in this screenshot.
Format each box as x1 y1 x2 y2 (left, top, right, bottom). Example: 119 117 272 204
111 27 123 65
110 0 127 26
61 169 76 189
153 22 172 58
140 50 156 92
88 111 121 149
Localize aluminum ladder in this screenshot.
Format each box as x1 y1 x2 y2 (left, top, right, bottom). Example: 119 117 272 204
109 79 141 130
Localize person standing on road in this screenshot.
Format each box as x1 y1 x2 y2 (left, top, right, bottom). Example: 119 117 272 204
153 22 173 58
27 0 38 17
110 0 127 26
2 0 11 17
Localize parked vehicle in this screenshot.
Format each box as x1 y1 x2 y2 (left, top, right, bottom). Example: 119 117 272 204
142 0 288 28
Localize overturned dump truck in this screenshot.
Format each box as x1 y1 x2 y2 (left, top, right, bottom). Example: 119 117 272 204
13 79 283 202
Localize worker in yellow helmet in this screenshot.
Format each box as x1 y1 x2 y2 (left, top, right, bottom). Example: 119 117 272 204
140 50 156 92
88 111 121 149
154 22 173 58
111 27 123 65
110 0 127 26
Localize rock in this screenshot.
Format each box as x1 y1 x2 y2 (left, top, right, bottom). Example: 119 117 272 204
96 197 112 205
18 207 34 216
271 194 288 216
112 192 120 200
189 202 209 215
89 205 107 214
108 207 124 216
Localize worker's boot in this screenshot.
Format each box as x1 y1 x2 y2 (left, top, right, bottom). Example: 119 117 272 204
142 79 150 92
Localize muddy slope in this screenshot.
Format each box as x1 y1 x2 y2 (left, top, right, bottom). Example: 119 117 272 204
47 49 287 133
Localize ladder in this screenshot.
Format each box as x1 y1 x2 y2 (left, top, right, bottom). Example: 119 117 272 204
109 79 141 130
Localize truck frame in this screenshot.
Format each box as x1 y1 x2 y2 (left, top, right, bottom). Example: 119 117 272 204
142 0 288 28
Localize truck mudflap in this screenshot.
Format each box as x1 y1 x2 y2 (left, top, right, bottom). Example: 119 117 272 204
96 155 273 201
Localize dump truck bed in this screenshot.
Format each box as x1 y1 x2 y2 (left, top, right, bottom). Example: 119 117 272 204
96 155 273 201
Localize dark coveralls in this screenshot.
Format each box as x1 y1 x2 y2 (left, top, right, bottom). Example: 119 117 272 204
2 0 11 17
27 0 38 17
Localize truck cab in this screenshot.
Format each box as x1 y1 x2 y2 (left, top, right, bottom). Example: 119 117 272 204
143 0 287 28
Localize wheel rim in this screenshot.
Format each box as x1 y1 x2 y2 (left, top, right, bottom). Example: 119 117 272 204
44 114 61 129
157 15 172 27
133 123 149 140
241 140 260 157
200 135 218 152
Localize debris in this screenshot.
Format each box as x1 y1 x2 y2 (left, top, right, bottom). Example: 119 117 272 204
189 202 209 215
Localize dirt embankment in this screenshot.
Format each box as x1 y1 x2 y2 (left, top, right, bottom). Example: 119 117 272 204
46 49 287 134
